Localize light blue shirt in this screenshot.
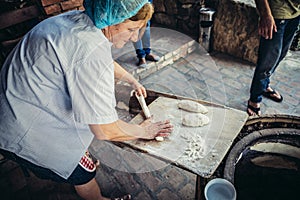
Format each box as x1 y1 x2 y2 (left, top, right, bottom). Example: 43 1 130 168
0 11 118 179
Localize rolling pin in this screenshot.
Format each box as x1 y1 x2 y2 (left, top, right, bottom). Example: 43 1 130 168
135 93 164 142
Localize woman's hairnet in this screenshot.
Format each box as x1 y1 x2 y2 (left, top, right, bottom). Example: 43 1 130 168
84 0 149 29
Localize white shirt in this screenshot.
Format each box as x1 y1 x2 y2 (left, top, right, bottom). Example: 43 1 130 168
0 11 118 179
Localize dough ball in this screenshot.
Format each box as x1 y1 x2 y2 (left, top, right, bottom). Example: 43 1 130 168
155 136 164 142
182 113 210 127
178 100 208 114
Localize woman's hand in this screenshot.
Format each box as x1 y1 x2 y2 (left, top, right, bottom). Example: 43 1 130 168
132 81 147 98
139 118 173 140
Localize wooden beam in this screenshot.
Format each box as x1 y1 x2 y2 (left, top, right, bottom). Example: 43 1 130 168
0 5 41 29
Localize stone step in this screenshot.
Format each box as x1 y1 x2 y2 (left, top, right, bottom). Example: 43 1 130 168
112 27 198 81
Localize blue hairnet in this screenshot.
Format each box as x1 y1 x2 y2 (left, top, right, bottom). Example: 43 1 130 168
84 0 149 29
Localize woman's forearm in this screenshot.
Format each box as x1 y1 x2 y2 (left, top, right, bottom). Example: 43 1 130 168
89 120 146 141
113 61 147 97
114 61 138 85
89 118 173 142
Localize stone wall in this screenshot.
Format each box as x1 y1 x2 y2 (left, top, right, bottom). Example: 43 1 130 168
2 0 299 65
152 0 203 39
151 0 260 63
39 0 299 64
212 0 259 63
40 0 84 16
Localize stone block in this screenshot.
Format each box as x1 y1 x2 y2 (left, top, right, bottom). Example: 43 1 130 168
153 13 177 27
165 0 178 15
188 45 197 54
41 0 61 7
157 188 180 199
164 52 174 61
44 4 62 15
139 173 162 191
160 58 174 69
138 64 157 79
134 190 152 200
60 0 82 11
179 182 196 199
212 0 259 64
153 0 166 12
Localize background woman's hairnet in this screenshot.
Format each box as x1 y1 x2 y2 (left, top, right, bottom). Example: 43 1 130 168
84 0 149 29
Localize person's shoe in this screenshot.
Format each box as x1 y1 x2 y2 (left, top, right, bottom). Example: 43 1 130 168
145 54 160 62
262 88 283 102
137 58 147 68
247 100 261 116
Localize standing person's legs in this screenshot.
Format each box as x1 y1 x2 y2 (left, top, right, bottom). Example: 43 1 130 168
263 16 300 100
133 26 147 67
142 21 160 62
248 17 300 115
144 0 153 52
250 29 282 99
141 22 151 55
133 37 145 59
274 16 300 71
248 19 286 115
249 34 282 101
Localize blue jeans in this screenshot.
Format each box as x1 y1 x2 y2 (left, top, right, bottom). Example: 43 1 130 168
250 16 300 103
133 0 153 58
133 20 151 58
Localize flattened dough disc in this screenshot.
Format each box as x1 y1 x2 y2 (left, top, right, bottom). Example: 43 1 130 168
182 113 210 127
178 100 208 114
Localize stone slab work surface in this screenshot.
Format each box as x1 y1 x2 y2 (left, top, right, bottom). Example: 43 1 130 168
123 96 248 178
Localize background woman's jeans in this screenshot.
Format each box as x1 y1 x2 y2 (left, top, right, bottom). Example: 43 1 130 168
133 21 151 58
133 0 153 58
250 16 300 103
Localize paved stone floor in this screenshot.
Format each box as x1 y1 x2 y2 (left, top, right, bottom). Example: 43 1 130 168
0 27 299 200
140 50 300 116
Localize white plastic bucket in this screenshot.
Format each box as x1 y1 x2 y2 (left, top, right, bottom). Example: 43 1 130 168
204 178 236 200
